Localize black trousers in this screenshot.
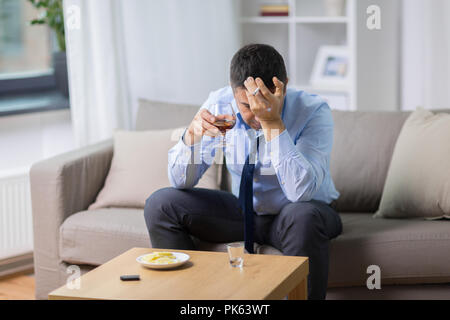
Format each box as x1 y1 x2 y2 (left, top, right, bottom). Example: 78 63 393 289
144 187 342 300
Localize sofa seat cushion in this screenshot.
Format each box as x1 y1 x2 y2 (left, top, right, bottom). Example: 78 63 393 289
60 210 450 287
258 213 450 287
60 208 231 265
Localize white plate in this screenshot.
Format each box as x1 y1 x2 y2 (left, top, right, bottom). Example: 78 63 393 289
136 252 190 270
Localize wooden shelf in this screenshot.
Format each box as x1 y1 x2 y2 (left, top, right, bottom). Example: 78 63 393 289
295 16 348 24
240 17 291 24
240 16 348 24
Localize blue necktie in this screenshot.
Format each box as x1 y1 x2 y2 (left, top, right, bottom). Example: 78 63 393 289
237 113 259 254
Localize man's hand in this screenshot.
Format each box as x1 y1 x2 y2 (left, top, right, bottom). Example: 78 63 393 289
184 109 222 146
244 76 286 141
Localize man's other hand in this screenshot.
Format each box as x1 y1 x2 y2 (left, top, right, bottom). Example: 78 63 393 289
244 76 285 122
244 76 286 141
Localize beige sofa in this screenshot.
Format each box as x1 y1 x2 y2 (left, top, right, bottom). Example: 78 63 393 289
30 101 450 300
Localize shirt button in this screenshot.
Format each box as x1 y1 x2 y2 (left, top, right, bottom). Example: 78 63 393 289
254 177 258 182
281 181 285 185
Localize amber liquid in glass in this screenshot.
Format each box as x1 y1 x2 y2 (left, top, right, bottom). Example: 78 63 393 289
213 119 236 133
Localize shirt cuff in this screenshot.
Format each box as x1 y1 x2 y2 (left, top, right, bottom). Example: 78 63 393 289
181 129 200 148
172 139 192 164
177 130 217 165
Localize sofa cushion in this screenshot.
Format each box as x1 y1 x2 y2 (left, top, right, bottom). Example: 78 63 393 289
136 99 198 131
330 111 410 213
259 213 450 286
374 109 450 219
88 129 221 210
329 109 450 213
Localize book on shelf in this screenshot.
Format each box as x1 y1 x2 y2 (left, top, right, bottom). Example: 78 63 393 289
261 12 289 17
260 4 289 17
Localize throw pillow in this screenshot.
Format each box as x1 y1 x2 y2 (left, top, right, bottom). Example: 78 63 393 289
374 108 450 219
89 128 221 210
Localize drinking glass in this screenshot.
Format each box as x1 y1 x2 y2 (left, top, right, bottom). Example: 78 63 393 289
226 242 244 268
211 103 236 147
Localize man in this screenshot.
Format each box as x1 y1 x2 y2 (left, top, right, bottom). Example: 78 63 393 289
144 44 342 300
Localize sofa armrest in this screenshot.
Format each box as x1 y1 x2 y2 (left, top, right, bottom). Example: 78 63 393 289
30 139 113 299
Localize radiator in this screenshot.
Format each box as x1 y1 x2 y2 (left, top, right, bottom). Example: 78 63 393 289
0 168 33 260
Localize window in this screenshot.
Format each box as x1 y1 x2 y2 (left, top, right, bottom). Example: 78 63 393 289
0 0 68 116
0 0 53 78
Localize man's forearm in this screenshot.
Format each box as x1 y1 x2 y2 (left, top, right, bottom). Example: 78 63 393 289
260 118 286 142
266 130 322 202
168 138 202 188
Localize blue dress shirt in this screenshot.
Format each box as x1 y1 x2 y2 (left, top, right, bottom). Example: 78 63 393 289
168 86 340 215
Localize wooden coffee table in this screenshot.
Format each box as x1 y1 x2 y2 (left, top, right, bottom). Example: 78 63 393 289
49 247 308 300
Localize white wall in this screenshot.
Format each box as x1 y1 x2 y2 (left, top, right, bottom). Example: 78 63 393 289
0 110 75 173
120 0 242 126
355 0 401 111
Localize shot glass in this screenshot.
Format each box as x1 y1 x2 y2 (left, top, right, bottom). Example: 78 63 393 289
226 242 244 268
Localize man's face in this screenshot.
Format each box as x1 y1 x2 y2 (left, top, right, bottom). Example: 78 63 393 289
233 87 263 130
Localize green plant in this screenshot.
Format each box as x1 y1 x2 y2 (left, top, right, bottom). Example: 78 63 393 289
28 0 65 52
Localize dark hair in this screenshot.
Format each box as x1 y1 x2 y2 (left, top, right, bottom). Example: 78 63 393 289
230 44 287 91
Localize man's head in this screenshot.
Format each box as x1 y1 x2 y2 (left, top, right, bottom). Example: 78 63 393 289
230 44 288 129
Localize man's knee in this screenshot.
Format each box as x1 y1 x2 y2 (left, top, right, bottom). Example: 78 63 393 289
144 187 179 228
281 202 325 241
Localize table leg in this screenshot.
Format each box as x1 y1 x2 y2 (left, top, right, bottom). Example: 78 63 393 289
288 277 307 300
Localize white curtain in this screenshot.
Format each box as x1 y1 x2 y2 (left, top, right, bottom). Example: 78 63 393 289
402 0 450 110
64 0 133 147
120 0 241 122
64 0 241 147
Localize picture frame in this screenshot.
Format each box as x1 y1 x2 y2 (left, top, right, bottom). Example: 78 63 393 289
310 45 349 88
